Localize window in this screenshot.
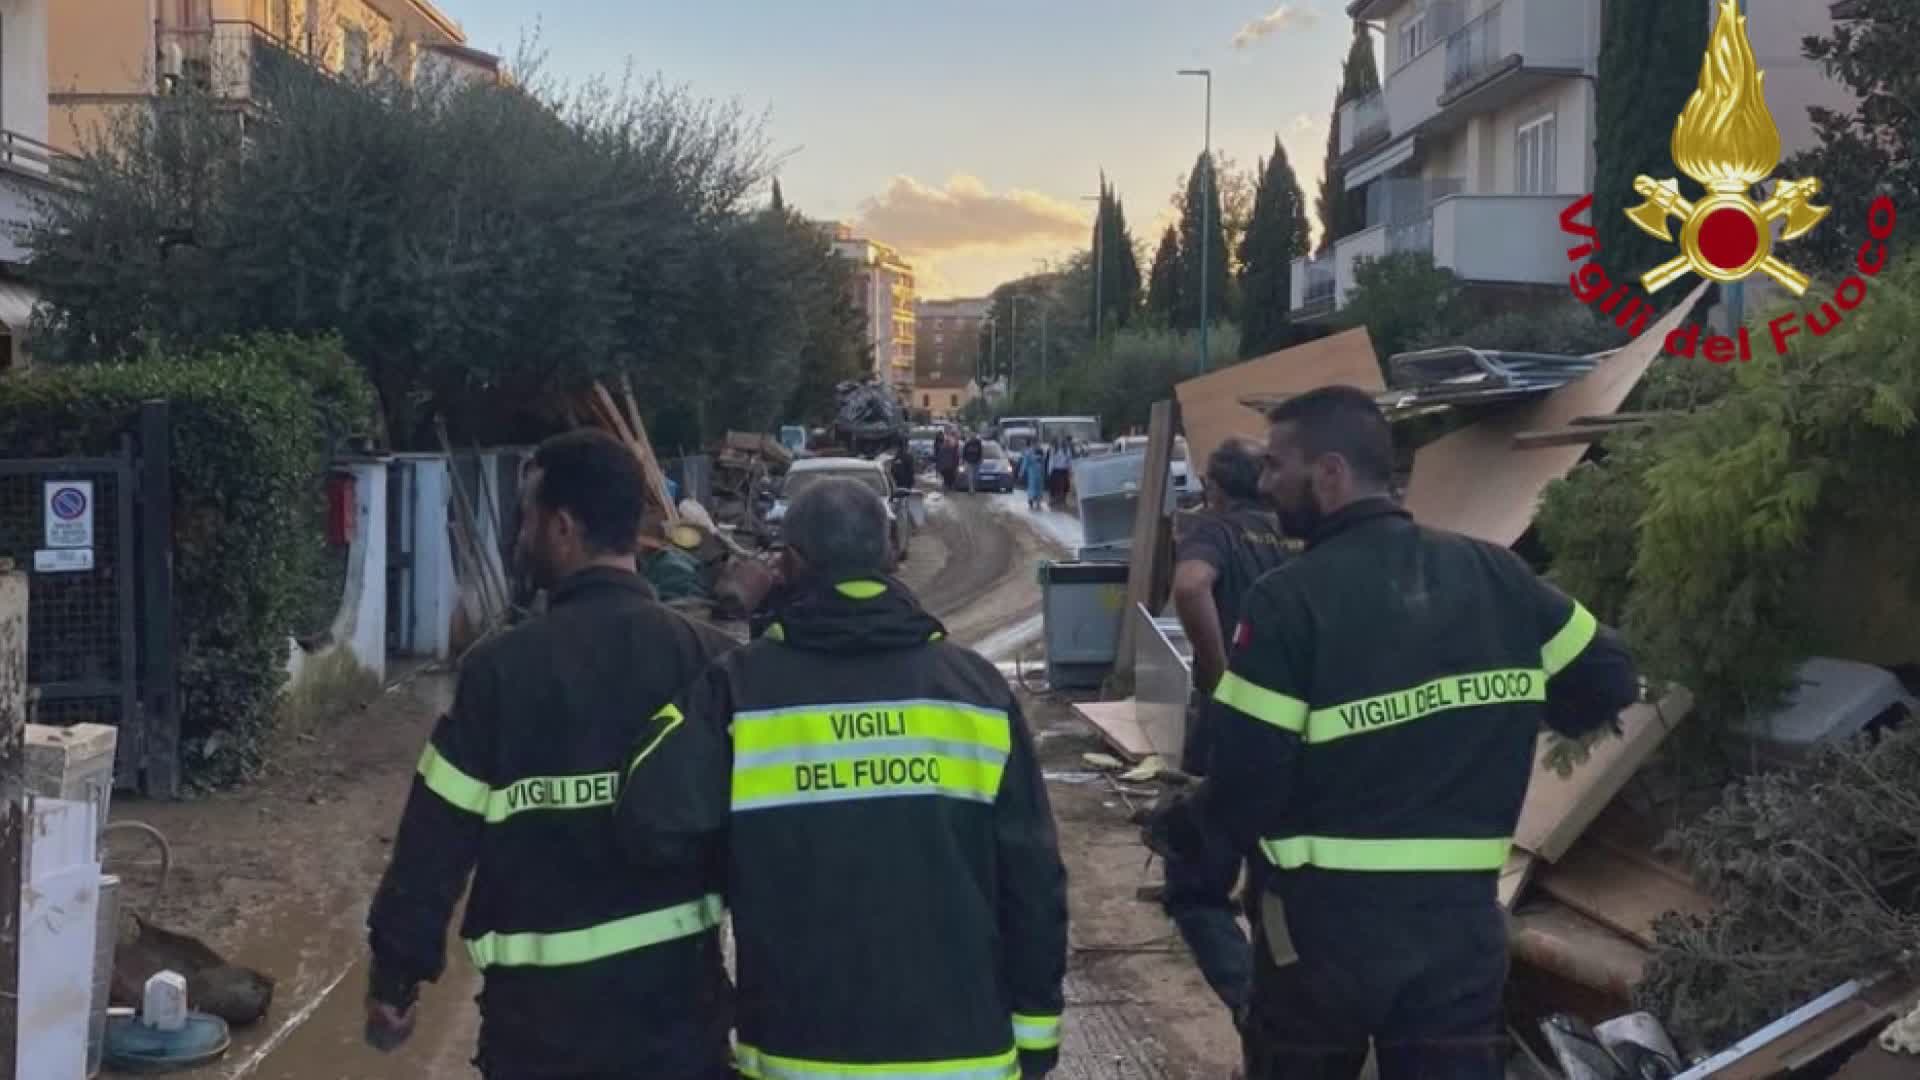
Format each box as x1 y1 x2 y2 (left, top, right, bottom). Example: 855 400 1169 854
342 25 370 78
1397 10 1430 68
923 394 931 407
950 394 960 408
1515 114 1558 194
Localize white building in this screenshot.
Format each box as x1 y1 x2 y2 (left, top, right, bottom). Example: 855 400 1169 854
0 0 63 368
1292 0 1859 320
832 227 916 393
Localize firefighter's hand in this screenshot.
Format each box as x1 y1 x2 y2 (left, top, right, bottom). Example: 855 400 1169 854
364 998 417 1053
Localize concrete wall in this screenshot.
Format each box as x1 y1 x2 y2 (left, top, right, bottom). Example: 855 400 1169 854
1432 193 1574 284
48 0 152 153
283 459 389 710
1716 0 1856 160
0 0 49 144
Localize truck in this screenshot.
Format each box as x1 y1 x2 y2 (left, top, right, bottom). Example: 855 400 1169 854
832 379 908 458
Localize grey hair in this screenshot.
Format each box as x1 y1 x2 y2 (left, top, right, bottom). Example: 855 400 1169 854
785 477 890 580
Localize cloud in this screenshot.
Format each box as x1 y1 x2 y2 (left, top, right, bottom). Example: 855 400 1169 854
1233 4 1319 49
1292 112 1319 134
853 174 1090 255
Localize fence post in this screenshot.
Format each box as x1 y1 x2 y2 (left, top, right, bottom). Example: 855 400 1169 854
0 562 29 1078
138 402 178 798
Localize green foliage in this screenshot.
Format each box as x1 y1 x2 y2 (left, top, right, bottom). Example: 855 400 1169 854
1001 325 1240 436
1788 0 1919 279
1635 722 1920 1052
1593 0 1708 293
1239 137 1312 359
1317 25 1381 254
1175 152 1233 329
0 336 376 786
1336 253 1464 371
27 54 861 449
1406 299 1632 357
1146 224 1183 326
1090 179 1143 334
1535 254 1920 728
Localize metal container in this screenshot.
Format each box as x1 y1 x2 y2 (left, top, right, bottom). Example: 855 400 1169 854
89 875 120 1078
1134 609 1193 766
1077 492 1141 550
1039 561 1130 690
1075 540 1132 563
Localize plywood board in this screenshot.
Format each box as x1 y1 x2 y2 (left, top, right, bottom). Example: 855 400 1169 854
1537 838 1713 948
1498 851 1538 910
1074 700 1153 762
1508 901 1648 1002
1404 281 1710 547
1513 688 1695 862
1174 327 1386 469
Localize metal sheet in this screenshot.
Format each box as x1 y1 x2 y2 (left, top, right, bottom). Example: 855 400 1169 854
1134 607 1192 767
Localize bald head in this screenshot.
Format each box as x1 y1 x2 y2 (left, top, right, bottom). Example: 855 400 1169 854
784 477 890 582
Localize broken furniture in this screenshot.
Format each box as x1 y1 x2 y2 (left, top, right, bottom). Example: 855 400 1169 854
1069 449 1173 563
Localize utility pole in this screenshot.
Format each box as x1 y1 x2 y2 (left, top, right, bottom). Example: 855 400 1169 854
1179 69 1213 373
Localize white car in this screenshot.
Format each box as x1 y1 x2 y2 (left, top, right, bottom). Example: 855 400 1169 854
767 457 914 567
1111 435 1195 504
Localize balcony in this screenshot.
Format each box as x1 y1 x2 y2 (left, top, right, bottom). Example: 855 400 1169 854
1339 92 1390 157
157 19 307 102
1444 4 1508 94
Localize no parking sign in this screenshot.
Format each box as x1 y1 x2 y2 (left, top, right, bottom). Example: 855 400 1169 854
44 481 93 549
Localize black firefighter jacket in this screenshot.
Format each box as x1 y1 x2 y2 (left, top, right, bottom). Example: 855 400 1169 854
618 576 1070 1080
1201 497 1640 913
368 567 739 1078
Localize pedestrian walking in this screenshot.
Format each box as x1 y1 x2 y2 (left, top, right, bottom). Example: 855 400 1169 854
1159 437 1297 1024
962 433 984 495
366 429 740 1079
619 477 1069 1080
1023 443 1048 510
1045 438 1072 508
1147 387 1638 1080
889 436 916 492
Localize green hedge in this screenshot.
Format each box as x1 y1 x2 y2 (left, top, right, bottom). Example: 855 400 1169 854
0 335 377 786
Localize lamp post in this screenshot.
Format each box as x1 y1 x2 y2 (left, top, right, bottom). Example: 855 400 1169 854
1178 68 1213 373
1082 192 1102 341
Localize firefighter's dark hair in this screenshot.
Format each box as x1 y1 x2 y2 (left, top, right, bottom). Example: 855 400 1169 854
1206 437 1265 502
530 429 645 555
1266 385 1394 491
785 477 890 581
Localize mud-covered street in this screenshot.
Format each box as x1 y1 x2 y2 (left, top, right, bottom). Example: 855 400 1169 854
103 492 1238 1079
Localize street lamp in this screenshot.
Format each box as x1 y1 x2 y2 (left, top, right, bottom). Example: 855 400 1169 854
1082 193 1102 341
1178 68 1213 374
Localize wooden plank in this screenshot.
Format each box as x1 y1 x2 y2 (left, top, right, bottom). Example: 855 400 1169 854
1073 700 1153 761
1174 327 1385 470
1498 850 1538 910
1508 901 1647 1003
1110 400 1178 690
1404 281 1710 547
1513 688 1694 862
1512 424 1649 450
1536 838 1713 947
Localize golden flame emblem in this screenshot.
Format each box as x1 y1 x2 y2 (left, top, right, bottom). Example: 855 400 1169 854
1625 0 1828 296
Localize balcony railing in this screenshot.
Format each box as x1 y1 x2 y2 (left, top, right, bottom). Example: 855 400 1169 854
1388 218 1434 255
1342 92 1389 154
1303 259 1336 305
0 130 83 188
1366 178 1464 231
1444 3 1505 93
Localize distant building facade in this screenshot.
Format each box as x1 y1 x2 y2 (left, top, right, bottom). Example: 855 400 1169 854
831 225 916 393
915 380 977 422
913 297 988 390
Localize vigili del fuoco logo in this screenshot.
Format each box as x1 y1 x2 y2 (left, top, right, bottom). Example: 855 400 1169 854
1558 0 1897 362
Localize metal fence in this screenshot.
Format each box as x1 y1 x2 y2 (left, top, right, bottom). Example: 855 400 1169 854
1445 3 1506 93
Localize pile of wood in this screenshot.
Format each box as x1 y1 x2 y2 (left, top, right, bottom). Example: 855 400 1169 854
576 376 678 528
711 430 794 536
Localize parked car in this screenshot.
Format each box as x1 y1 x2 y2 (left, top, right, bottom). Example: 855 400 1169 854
972 440 1016 493
1111 435 1197 506
765 457 915 567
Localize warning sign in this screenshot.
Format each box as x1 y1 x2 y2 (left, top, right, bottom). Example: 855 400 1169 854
44 481 93 549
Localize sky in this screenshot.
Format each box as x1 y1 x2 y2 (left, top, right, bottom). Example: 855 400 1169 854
440 1 1356 299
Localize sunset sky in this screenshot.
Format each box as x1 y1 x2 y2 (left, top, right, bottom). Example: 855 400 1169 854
444 1 1356 298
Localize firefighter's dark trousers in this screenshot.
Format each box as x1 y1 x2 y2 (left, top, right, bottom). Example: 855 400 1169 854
1242 888 1509 1080
1162 699 1253 1016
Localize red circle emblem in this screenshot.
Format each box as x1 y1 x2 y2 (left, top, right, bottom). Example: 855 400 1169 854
1699 207 1761 271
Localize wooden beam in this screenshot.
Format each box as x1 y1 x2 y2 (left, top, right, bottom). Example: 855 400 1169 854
1569 411 1674 426
1110 400 1179 694
1513 421 1652 449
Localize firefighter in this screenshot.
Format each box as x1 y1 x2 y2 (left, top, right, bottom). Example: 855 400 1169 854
618 476 1069 1080
1149 386 1638 1079
365 429 740 1079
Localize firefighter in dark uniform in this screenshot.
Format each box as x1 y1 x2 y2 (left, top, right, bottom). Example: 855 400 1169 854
1162 436 1297 1022
365 430 740 1079
1151 386 1638 1079
618 476 1069 1080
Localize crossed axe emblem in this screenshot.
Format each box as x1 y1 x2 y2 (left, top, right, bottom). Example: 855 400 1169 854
1626 176 1829 296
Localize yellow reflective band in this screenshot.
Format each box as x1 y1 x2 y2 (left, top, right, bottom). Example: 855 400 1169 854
417 743 490 816
1213 671 1308 734
835 579 888 600
1542 602 1598 676
629 704 685 777
1260 835 1512 872
730 701 1012 812
766 622 787 642
734 1043 1019 1079
1307 668 1545 744
1011 1012 1062 1052
484 771 619 823
465 893 723 970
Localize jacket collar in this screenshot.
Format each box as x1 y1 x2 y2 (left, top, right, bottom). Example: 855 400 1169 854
549 565 657 607
1306 496 1410 550
764 575 946 653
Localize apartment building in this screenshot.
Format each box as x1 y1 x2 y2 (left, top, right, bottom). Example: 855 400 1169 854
1291 0 1857 320
48 0 489 154
913 297 988 389
832 226 917 393
0 0 65 367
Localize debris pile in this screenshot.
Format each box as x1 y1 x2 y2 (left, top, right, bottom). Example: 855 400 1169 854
710 430 793 537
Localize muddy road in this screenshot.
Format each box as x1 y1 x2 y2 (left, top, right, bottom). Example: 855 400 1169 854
104 494 1236 1078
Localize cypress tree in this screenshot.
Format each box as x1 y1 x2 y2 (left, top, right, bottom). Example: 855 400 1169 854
1317 24 1382 253
1176 151 1230 329
1240 137 1311 358
1593 0 1709 291
1146 223 1183 326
